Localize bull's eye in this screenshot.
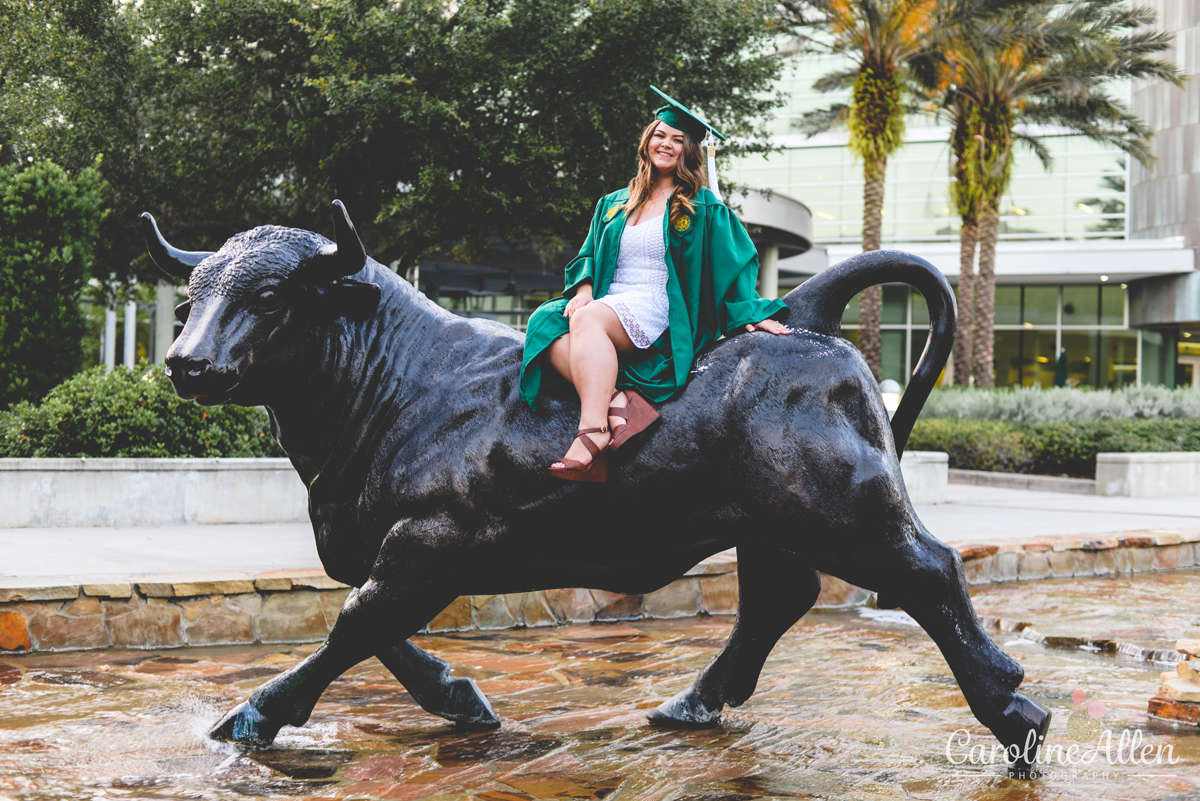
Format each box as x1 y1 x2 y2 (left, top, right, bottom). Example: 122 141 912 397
253 287 281 312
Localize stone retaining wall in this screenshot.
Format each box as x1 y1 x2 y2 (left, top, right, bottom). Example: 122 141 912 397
0 555 873 654
952 530 1200 584
3 532 1195 654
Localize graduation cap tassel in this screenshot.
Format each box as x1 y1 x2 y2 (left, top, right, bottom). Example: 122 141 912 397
706 143 722 203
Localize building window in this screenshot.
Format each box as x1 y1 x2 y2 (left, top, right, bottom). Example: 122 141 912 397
837 283 1158 388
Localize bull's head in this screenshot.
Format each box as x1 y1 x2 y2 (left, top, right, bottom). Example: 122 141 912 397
142 200 380 405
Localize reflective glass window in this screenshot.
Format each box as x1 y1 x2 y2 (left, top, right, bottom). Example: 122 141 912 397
911 290 930 325
993 330 1022 387
882 330 906 386
1101 330 1138 388
1060 331 1098 388
1022 330 1059 388
1062 286 1099 325
1100 285 1125 325
1023 286 1059 325
995 286 1021 325
882 285 908 324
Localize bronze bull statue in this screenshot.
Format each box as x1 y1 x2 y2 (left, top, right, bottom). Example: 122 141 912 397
142 201 1051 776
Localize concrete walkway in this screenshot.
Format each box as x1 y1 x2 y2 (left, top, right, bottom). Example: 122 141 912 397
919 483 1200 543
1 483 1198 583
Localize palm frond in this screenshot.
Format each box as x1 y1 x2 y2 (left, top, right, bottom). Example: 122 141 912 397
793 103 849 135
1014 131 1052 169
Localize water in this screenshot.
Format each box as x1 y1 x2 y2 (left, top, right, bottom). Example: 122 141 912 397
1 569 1198 800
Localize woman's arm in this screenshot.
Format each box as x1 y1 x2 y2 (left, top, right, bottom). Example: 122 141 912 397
707 204 790 336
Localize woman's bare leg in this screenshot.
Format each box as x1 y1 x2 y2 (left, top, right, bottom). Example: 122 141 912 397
551 303 636 466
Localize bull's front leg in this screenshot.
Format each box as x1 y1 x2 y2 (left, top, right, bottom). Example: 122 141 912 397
209 516 481 746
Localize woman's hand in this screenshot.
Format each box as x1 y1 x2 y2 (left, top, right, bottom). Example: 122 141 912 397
744 318 792 336
564 284 594 319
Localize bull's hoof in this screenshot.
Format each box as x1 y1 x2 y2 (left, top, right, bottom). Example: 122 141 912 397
444 677 501 729
1001 695 1053 779
646 690 722 728
209 701 284 747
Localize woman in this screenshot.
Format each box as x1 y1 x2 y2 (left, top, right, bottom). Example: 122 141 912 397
519 87 791 481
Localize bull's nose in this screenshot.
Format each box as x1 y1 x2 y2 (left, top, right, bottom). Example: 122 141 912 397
164 355 215 379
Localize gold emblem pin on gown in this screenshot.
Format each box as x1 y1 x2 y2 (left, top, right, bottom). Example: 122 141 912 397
673 215 691 233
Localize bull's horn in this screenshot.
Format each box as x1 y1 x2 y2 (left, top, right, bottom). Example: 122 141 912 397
140 213 213 281
310 199 368 282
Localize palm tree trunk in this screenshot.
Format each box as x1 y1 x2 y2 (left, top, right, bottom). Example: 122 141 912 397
858 156 886 380
954 214 977 385
971 196 1001 387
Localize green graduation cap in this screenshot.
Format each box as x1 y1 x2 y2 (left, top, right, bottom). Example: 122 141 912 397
651 85 726 143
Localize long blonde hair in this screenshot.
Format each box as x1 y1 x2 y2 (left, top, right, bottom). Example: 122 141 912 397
621 120 706 224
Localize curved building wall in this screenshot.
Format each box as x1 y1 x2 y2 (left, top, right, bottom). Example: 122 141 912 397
1129 0 1200 255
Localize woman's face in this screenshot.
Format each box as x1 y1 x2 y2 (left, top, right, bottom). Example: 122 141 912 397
647 122 685 176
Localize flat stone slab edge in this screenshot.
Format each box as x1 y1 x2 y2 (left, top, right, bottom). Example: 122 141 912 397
1 531 1196 654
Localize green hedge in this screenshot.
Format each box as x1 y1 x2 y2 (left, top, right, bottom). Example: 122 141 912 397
0 362 283 458
909 418 1200 477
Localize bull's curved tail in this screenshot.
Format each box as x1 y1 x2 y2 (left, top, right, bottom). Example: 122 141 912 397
781 249 956 455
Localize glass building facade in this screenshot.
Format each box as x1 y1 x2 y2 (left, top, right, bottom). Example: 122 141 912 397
726 57 1129 245
725 53 1185 388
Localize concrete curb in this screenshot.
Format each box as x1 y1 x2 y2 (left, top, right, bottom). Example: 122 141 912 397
949 468 1096 495
2 530 1196 654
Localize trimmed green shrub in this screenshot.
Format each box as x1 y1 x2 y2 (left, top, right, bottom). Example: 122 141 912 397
907 418 1037 474
0 362 283 458
920 385 1200 423
909 418 1200 477
1026 420 1200 477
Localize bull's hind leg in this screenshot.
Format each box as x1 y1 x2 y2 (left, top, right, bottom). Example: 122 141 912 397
834 526 1051 777
376 639 499 727
648 545 822 727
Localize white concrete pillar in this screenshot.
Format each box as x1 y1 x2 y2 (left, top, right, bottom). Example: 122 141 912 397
154 282 177 363
123 300 137 367
103 308 117 370
757 244 779 299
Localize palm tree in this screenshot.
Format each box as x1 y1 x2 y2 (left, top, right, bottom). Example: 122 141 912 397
946 95 984 384
785 0 1025 381
937 0 1181 386
784 0 938 380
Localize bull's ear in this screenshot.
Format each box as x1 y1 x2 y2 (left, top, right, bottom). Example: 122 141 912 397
175 301 191 324
326 278 380 320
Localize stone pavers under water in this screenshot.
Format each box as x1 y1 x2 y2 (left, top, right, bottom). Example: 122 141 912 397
1 569 1199 800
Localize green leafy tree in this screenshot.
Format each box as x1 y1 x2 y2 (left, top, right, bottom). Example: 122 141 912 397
0 159 106 408
4 0 785 281
1 0 146 298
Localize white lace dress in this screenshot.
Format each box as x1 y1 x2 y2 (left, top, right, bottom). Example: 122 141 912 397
594 212 669 349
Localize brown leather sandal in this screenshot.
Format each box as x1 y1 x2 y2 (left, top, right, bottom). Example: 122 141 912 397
548 426 610 482
608 390 661 452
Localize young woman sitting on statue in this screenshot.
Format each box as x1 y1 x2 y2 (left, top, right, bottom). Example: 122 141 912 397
518 86 792 482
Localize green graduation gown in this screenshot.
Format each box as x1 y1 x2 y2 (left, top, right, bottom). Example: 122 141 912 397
519 186 787 409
